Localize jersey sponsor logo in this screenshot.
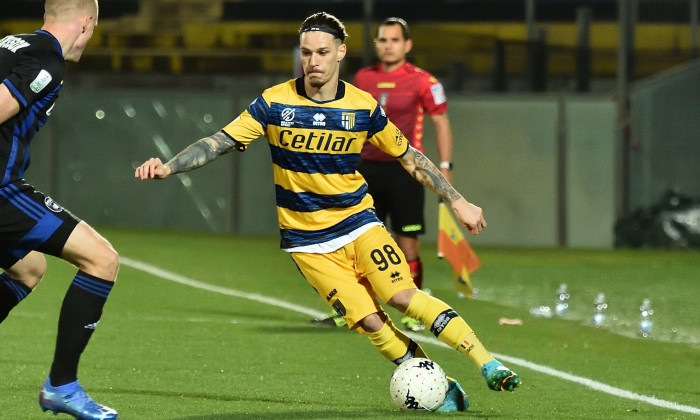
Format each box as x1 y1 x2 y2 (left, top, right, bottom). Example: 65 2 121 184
341 112 355 130
325 288 337 301
430 82 447 105
377 82 395 88
312 113 326 126
0 35 30 53
280 107 296 127
44 196 63 213
279 129 357 152
30 69 52 93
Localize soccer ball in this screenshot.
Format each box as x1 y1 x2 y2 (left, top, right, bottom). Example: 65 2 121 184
389 357 448 411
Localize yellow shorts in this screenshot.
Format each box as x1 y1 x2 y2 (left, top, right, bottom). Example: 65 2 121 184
292 225 417 328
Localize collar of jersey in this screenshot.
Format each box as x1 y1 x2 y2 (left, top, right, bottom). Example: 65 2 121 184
377 61 411 75
295 77 346 103
34 29 63 58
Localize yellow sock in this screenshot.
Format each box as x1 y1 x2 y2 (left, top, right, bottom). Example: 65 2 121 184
405 290 495 367
366 318 427 364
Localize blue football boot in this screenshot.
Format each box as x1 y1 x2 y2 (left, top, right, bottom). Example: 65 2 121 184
39 377 118 419
436 377 469 412
481 360 521 392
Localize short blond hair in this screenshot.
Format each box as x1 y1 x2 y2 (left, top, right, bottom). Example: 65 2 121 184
44 0 98 22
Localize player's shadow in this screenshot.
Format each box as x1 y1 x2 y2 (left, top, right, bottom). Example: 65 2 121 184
173 412 498 419
172 411 437 419
111 388 423 419
172 307 334 324
165 307 353 334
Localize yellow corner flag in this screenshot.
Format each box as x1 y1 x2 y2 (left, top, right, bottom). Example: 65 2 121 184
437 202 482 298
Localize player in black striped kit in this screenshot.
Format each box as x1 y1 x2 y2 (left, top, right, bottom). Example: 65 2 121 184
0 1 119 418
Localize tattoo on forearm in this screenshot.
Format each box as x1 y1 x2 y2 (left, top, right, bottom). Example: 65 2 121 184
166 132 236 174
408 148 463 203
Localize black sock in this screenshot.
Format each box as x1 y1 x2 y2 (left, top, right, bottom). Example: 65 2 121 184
0 272 32 324
49 271 114 386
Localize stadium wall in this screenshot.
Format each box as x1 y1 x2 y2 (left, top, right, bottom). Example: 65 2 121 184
628 59 700 211
28 75 617 248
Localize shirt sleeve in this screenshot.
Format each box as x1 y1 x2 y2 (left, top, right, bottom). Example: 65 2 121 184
420 75 448 116
3 49 63 110
366 104 410 158
220 94 268 149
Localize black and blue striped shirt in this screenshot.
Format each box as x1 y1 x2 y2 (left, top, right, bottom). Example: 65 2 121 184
0 30 64 187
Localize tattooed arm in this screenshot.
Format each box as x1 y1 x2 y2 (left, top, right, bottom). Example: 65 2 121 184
398 146 461 203
134 131 239 180
397 145 487 234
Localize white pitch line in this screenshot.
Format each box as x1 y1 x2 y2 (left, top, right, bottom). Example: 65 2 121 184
408 334 700 416
120 257 327 319
121 257 700 417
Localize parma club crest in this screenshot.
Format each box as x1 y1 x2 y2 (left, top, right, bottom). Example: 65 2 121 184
341 112 355 130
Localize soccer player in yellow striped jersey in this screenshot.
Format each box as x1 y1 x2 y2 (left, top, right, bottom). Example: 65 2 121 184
135 12 520 409
225 76 405 251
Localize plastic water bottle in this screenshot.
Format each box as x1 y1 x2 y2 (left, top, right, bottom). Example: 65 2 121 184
592 293 607 327
529 305 553 318
555 283 569 316
639 299 653 338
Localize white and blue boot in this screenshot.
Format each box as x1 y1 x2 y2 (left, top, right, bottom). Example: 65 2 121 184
39 377 118 419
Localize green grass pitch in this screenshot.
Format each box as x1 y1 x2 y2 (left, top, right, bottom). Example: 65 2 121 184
1 228 699 419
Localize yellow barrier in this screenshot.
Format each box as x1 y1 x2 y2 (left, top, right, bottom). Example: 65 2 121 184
2 19 695 76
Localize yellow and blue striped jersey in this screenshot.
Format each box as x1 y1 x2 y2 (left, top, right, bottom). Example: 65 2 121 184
222 78 409 252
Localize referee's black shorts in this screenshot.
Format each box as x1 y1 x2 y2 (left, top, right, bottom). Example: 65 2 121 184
358 159 425 237
0 180 80 269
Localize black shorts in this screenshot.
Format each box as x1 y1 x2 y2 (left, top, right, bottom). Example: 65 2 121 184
358 159 425 237
0 180 80 269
